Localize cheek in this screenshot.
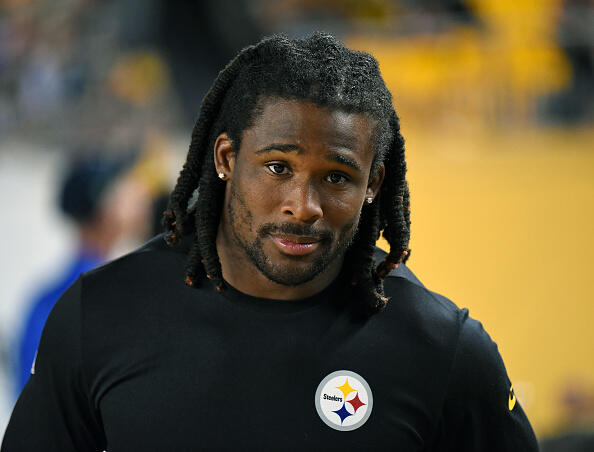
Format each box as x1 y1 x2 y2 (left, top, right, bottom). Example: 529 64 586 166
323 193 364 226
237 165 282 211
228 173 277 230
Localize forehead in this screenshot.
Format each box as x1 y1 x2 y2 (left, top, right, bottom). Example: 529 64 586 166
242 97 376 157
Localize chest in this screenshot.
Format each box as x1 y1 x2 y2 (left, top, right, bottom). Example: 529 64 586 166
92 312 452 451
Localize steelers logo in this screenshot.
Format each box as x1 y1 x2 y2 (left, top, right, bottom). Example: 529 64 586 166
315 370 373 431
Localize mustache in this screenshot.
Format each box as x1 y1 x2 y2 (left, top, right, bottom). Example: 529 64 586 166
257 223 333 241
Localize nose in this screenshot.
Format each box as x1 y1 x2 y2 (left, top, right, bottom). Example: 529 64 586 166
281 181 323 224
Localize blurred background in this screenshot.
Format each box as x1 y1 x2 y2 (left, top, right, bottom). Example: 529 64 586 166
0 0 592 447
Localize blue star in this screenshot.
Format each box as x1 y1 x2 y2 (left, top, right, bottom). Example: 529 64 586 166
332 402 353 424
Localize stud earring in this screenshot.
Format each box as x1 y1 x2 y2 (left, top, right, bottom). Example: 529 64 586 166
366 196 373 204
218 172 226 180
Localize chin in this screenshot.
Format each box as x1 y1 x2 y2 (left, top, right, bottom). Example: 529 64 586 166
257 252 332 287
261 267 323 287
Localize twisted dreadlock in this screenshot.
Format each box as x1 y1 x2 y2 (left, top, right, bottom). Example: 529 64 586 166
164 32 410 314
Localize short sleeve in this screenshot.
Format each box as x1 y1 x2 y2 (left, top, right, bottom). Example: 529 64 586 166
432 310 538 452
1 278 106 452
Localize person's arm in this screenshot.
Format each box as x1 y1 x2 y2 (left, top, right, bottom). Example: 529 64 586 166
432 310 538 451
2 278 106 451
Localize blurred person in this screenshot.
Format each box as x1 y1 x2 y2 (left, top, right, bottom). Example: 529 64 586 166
540 381 594 452
540 432 594 452
2 33 537 450
14 151 152 393
544 0 594 123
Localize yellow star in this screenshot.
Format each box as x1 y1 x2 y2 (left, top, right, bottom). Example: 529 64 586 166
336 378 356 399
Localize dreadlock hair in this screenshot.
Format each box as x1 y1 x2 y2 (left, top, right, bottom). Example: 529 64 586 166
164 32 411 315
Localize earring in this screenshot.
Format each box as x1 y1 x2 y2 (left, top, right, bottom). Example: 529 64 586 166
366 196 373 204
218 172 226 180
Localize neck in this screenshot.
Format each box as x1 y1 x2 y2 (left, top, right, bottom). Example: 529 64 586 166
216 225 343 300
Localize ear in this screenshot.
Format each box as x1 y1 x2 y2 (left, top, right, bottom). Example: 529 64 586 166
213 133 235 179
366 163 385 201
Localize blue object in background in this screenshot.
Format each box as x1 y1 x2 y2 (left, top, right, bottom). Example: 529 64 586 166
16 249 104 393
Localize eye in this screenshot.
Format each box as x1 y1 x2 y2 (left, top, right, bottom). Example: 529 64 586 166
325 172 348 185
266 163 289 175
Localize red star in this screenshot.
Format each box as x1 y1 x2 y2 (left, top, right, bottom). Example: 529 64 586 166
346 392 366 414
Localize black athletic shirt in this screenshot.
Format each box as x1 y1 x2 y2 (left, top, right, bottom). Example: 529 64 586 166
2 235 538 451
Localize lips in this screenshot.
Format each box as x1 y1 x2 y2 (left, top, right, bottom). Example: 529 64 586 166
270 234 321 256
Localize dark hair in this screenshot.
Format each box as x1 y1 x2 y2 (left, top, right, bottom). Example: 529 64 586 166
60 152 134 223
164 32 410 314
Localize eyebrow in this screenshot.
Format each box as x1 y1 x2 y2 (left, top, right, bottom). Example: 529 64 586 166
325 153 362 172
255 143 302 154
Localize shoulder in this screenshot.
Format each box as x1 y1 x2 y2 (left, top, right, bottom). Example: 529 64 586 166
80 234 189 296
373 247 506 401
85 233 187 277
372 250 537 449
72 234 192 346
376 259 467 355
364 252 469 390
374 246 462 324
66 235 196 391
375 247 505 385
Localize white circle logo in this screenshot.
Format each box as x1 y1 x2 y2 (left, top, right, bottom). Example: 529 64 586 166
315 370 373 431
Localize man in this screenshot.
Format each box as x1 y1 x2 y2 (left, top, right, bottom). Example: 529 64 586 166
2 33 538 451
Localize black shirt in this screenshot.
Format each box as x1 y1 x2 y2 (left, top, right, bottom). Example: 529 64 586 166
2 235 538 451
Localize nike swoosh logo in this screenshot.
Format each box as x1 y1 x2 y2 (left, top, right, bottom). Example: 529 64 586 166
508 384 516 411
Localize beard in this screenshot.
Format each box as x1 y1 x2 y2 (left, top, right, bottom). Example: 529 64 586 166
227 184 359 287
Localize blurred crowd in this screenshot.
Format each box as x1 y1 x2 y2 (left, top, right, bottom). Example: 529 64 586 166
0 0 593 446
0 0 185 150
0 0 592 141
